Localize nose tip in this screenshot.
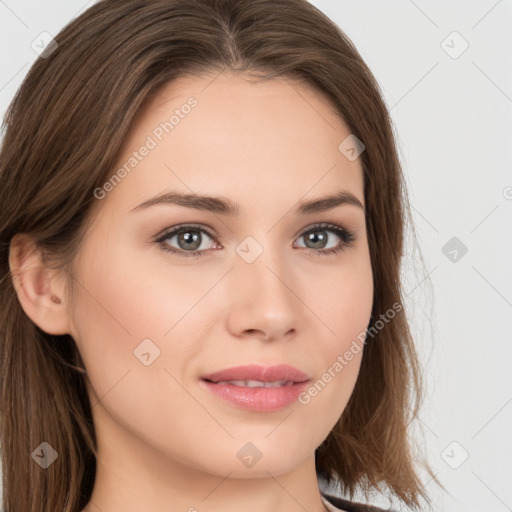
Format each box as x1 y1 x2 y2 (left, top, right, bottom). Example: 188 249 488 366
227 254 299 342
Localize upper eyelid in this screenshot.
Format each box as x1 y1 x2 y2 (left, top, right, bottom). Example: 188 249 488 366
156 223 216 242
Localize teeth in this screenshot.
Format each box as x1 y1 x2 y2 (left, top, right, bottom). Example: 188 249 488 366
215 379 293 388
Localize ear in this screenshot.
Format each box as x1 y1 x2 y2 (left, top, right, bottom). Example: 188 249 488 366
9 233 72 335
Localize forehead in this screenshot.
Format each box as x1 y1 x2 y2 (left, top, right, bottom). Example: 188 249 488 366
99 71 365 216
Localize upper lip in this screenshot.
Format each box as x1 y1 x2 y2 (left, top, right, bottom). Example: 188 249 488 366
201 364 310 383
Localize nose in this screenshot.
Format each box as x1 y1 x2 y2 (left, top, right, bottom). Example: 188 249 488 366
225 248 300 342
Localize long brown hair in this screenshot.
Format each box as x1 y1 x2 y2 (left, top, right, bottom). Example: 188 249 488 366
0 0 441 510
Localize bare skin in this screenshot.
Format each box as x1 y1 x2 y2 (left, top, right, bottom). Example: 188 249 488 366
10 71 373 512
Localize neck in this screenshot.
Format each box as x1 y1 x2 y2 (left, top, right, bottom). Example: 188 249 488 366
81 403 329 512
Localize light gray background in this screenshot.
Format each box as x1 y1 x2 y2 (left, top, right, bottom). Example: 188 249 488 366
1 1 511 511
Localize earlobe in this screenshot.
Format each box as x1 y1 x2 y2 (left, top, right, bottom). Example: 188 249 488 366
8 234 71 335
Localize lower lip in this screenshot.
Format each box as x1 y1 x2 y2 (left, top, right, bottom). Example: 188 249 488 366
200 379 310 412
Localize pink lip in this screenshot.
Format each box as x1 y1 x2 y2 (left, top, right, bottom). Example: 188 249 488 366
200 364 310 412
201 363 309 383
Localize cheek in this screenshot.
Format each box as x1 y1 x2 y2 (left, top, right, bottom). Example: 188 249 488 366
68 243 208 455
297 250 373 420
70 235 200 341
68 238 165 395
307 248 374 350
68 238 221 398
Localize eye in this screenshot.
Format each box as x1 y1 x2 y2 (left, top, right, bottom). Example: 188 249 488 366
156 224 218 258
155 222 356 258
294 222 356 256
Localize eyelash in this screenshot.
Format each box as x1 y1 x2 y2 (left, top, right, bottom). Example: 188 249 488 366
155 222 356 258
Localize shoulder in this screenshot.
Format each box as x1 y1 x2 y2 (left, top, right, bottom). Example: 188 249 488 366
322 492 397 512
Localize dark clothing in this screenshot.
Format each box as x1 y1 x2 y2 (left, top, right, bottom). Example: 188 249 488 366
322 492 396 512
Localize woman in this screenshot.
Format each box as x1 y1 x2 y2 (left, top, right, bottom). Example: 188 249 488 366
0 1 441 511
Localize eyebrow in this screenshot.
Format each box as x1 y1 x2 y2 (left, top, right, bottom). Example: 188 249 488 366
129 190 364 215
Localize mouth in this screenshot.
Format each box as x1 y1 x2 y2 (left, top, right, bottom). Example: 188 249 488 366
201 363 310 384
199 364 310 412
203 379 297 388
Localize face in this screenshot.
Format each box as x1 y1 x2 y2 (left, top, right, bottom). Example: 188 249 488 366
67 71 373 479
